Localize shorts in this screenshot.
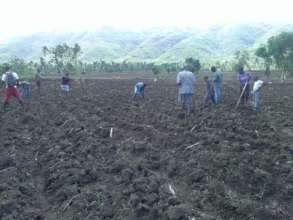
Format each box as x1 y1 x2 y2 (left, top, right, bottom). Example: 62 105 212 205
61 84 70 92
4 86 21 101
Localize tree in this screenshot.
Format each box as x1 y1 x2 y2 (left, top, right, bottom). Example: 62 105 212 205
255 44 272 77
3 58 36 76
152 65 160 75
234 50 251 71
184 58 201 73
41 43 82 74
267 32 293 80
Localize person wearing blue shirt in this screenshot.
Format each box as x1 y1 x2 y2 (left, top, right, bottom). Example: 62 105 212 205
133 82 147 99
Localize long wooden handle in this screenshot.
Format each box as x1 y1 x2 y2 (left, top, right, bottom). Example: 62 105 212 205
235 82 248 108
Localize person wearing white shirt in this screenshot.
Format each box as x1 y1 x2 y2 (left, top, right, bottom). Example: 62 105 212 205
176 65 196 115
252 76 266 111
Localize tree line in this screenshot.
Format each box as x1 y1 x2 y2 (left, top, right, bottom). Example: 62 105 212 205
1 32 293 78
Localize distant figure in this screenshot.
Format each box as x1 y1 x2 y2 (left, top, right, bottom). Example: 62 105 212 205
1 66 23 110
211 66 223 104
236 66 251 105
35 69 42 93
203 75 215 107
252 76 266 111
19 81 31 98
176 65 196 115
133 82 147 99
61 72 70 94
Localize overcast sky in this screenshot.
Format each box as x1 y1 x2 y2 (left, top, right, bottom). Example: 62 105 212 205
1 0 293 40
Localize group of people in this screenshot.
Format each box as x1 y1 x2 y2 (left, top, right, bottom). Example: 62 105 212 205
134 65 266 113
1 66 71 110
175 65 265 113
175 65 224 114
2 64 265 112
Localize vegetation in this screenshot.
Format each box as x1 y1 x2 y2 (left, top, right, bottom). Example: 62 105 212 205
0 24 293 63
1 26 293 77
255 44 272 76
184 58 201 73
151 65 161 76
255 32 293 79
233 50 251 71
41 43 81 73
0 58 37 77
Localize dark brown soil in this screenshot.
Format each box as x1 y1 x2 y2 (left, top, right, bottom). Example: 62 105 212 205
0 79 292 220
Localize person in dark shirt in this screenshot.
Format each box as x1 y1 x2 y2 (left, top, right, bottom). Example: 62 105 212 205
203 75 215 107
35 68 42 93
61 72 70 94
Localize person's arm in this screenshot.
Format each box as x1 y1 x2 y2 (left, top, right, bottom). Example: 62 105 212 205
14 72 20 86
176 73 181 86
212 72 217 82
1 80 5 88
1 74 5 86
247 73 252 83
192 75 196 86
236 73 240 81
260 80 266 89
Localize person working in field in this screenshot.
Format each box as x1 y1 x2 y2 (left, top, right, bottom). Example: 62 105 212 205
61 72 71 94
133 82 147 99
251 76 266 111
1 66 24 110
203 75 215 107
236 66 251 105
211 66 223 104
35 69 42 93
176 65 196 115
19 81 31 98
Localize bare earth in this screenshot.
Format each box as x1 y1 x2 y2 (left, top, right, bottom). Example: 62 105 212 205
0 79 292 220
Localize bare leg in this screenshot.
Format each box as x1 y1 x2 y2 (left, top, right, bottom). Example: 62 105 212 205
3 100 8 111
186 103 191 116
17 97 24 108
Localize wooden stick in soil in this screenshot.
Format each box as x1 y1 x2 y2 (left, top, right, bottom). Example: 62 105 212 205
190 124 197 132
110 127 113 138
168 184 176 197
185 142 200 150
235 82 248 109
62 194 79 212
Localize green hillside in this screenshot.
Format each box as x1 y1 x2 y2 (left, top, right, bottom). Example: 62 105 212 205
0 24 292 63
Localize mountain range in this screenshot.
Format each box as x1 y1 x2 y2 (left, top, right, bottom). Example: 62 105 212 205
0 23 293 63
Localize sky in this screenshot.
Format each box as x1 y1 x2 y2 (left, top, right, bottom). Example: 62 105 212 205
1 0 293 40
